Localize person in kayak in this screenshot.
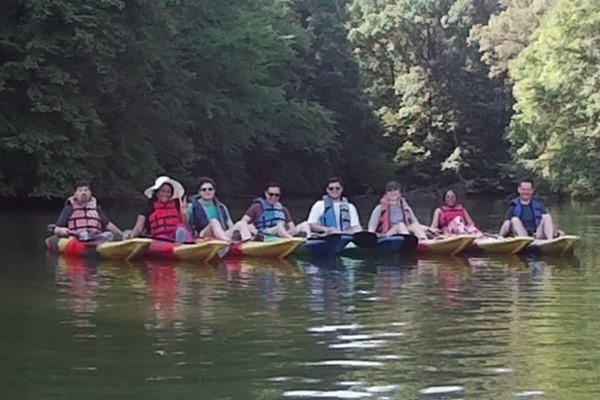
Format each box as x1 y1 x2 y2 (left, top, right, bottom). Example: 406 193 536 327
241 182 311 239
307 177 362 235
430 190 483 237
187 177 253 242
499 178 557 239
53 180 124 241
130 176 193 243
367 181 427 240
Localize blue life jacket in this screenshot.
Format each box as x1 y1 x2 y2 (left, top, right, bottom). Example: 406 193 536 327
319 195 351 230
189 194 230 234
254 198 286 231
509 197 544 233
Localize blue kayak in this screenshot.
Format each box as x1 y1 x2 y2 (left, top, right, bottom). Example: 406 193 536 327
340 235 409 257
294 234 353 257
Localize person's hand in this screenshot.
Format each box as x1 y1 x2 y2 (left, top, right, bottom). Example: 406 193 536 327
180 197 188 214
55 227 71 237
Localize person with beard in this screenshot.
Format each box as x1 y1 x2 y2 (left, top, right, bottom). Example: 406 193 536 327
53 180 124 241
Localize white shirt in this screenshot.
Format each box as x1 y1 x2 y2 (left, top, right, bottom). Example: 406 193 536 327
307 200 361 229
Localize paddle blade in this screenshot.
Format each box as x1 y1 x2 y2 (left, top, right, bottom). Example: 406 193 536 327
352 231 378 249
397 234 418 253
309 233 342 243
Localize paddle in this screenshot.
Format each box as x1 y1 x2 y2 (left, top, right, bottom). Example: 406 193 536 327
395 234 418 251
308 233 342 243
351 231 379 249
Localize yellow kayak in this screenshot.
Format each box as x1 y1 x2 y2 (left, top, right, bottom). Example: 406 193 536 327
416 235 476 256
145 239 229 262
97 238 152 259
523 235 580 256
46 236 151 260
469 236 533 255
226 238 305 258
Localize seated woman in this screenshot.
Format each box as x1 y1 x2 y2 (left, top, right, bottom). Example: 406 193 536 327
130 176 193 243
367 181 428 240
430 190 482 237
187 177 253 242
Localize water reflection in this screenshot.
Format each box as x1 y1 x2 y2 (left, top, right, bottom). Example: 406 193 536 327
33 251 597 399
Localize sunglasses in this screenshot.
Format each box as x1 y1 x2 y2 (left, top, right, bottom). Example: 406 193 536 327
327 186 342 191
267 192 281 198
200 187 215 192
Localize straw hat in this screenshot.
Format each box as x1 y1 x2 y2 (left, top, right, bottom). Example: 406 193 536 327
143 176 185 199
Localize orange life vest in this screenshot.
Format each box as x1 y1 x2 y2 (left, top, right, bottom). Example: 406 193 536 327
66 196 102 234
438 204 467 229
378 196 414 234
148 200 182 237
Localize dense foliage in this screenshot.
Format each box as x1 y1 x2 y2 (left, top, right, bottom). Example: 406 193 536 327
1 0 599 199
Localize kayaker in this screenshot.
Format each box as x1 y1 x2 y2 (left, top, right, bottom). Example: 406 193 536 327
367 181 427 240
499 178 558 239
430 190 483 237
307 177 362 234
53 180 124 241
187 177 253 242
241 182 311 238
130 176 193 243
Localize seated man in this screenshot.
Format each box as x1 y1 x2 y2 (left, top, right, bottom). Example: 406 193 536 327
53 180 123 241
187 177 253 242
241 182 311 238
307 177 362 235
499 178 557 239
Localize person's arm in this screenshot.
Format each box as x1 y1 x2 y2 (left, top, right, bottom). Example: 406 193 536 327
223 205 234 229
463 208 475 226
346 204 362 233
241 203 259 225
185 203 195 229
284 207 295 231
54 206 73 236
307 201 334 234
367 205 382 233
177 198 191 230
131 201 152 237
130 216 147 238
430 208 441 229
407 205 420 226
97 206 123 235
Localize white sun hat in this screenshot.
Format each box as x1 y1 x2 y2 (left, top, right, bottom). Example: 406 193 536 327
143 176 185 199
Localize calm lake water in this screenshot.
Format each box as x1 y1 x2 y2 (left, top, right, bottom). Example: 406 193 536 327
1 196 599 400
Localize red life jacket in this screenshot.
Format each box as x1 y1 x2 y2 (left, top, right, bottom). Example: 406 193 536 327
66 196 102 234
148 200 182 237
438 204 467 229
378 196 414 234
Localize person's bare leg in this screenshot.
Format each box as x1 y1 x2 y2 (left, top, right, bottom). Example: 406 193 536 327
499 220 511 237
510 217 529 236
407 222 427 240
289 221 311 237
536 214 555 240
202 220 231 241
232 220 253 241
275 223 292 238
386 223 409 236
